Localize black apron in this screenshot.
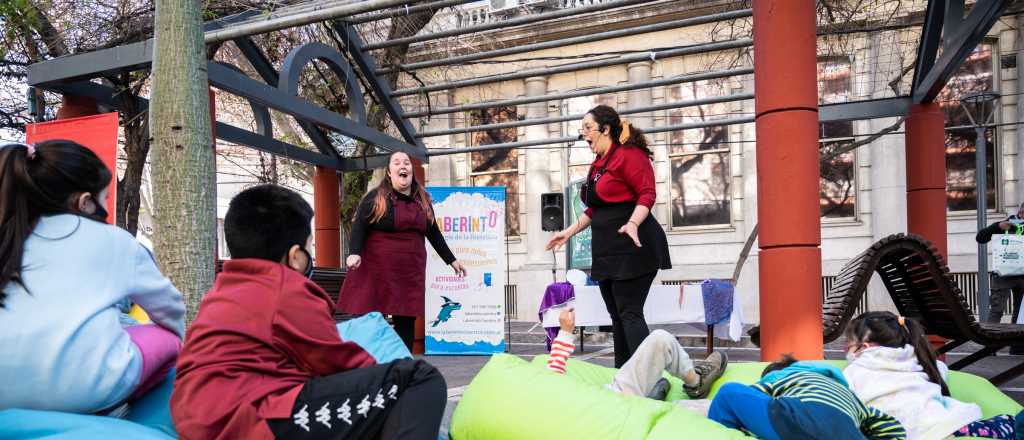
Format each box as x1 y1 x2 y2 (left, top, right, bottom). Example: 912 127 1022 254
583 145 671 282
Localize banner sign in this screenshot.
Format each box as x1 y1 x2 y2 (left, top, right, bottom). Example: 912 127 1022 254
26 113 119 225
566 178 592 269
424 187 506 355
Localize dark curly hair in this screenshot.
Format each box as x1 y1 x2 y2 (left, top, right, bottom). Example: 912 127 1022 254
587 104 653 158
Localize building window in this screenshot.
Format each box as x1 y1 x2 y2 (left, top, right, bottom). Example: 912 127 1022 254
939 42 997 212
563 94 618 182
468 106 520 236
667 79 731 227
818 56 857 219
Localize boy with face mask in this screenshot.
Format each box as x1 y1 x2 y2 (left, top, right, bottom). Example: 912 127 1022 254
171 185 447 440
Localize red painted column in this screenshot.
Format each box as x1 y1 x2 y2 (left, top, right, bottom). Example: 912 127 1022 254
313 167 342 268
56 95 99 120
906 103 948 259
754 0 824 361
905 102 950 359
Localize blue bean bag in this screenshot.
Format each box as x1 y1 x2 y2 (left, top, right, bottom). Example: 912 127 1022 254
336 311 412 363
0 314 409 439
0 369 178 439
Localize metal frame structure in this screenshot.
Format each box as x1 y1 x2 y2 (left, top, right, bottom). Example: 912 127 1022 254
20 0 1016 358
23 0 1010 169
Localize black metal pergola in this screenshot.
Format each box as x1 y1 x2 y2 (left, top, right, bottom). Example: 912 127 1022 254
23 0 1014 172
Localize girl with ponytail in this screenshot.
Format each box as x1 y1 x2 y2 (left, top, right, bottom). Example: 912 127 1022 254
844 311 1023 439
0 140 185 415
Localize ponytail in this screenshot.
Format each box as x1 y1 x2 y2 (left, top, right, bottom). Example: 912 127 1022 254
846 311 950 396
587 105 653 158
905 318 951 396
0 140 111 305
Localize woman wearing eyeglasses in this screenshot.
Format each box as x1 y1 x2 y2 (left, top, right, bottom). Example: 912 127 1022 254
545 105 671 367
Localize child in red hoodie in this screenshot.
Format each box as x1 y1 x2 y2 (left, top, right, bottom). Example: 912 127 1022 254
171 185 446 440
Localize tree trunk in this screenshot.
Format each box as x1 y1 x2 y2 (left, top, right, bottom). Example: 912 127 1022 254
116 77 151 236
148 0 215 324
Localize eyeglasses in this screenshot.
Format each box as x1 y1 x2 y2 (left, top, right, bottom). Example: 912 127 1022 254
577 126 599 135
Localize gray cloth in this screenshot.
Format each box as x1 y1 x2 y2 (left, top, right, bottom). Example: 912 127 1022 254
608 329 695 396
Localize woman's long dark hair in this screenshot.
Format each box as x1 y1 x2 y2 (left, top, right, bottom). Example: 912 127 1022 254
587 104 653 158
845 311 950 396
368 152 434 224
0 140 111 304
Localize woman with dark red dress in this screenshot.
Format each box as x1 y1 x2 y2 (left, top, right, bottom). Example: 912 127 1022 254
546 105 671 367
339 151 467 350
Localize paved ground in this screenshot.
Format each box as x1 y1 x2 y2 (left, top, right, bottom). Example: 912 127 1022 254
426 322 1024 438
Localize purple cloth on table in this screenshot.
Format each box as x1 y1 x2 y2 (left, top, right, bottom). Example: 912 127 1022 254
538 282 575 350
701 279 734 326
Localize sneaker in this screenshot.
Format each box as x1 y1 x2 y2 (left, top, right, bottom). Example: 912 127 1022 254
645 377 671 401
684 351 728 399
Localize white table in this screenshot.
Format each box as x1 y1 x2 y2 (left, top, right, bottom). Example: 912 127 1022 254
541 284 745 352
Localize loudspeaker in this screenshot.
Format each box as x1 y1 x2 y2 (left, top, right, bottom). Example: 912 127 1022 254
541 193 564 231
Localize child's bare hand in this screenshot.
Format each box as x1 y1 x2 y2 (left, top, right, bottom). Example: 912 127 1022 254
559 308 576 333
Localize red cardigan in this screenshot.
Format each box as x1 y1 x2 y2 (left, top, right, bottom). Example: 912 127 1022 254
171 259 375 440
584 143 657 218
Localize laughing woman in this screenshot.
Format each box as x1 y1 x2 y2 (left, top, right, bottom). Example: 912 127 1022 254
338 151 468 350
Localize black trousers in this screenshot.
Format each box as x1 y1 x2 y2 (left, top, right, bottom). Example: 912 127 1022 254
989 275 1024 323
599 272 657 368
266 359 446 440
392 315 417 351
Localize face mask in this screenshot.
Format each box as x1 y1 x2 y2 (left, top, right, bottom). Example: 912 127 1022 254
845 351 858 363
297 247 314 279
91 196 109 223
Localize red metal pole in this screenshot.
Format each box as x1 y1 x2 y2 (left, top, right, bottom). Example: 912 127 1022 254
55 95 99 120
754 0 824 361
906 103 948 259
905 102 950 359
313 167 342 268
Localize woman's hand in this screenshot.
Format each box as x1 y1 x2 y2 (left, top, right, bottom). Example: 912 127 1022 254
451 260 468 277
346 254 362 270
618 221 642 247
546 230 572 251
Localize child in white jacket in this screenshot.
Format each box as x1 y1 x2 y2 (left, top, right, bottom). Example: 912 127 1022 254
844 311 1024 440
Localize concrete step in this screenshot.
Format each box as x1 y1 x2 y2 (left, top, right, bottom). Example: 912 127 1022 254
503 321 758 349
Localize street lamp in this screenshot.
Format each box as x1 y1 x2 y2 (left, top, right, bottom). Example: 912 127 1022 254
960 90 1000 320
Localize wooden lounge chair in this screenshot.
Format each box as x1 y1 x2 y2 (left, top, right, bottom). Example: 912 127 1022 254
752 234 1024 385
747 236 876 347
873 233 1024 385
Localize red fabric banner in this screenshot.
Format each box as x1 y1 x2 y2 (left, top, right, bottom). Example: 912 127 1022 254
26 113 120 225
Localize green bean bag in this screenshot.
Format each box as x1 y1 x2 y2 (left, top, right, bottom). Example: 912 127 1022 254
449 354 1022 440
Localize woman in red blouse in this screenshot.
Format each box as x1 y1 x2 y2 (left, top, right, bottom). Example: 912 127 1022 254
546 105 671 367
339 151 468 350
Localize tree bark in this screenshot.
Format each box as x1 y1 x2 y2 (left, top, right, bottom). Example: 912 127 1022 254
115 74 151 236
149 0 215 324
